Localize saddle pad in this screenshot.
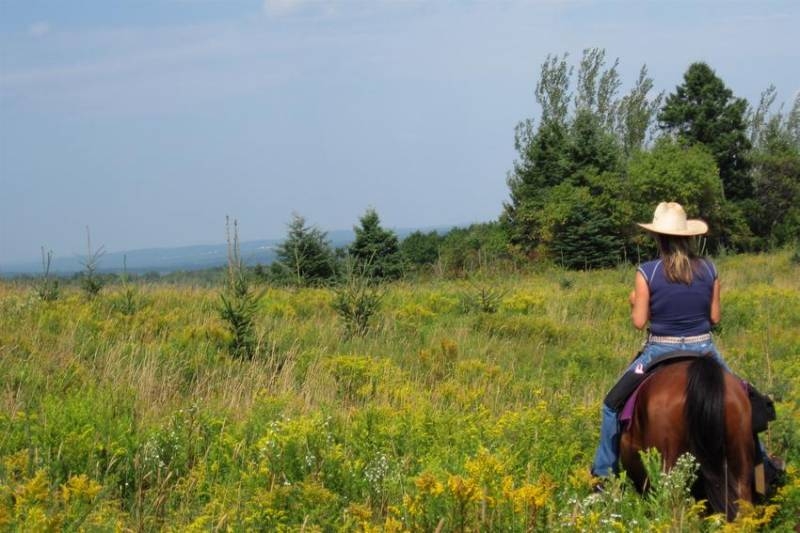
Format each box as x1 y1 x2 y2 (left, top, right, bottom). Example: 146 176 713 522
619 374 654 430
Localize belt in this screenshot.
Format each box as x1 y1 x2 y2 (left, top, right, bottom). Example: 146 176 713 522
648 333 712 344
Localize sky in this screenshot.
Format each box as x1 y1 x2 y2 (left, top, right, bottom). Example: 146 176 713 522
1 0 799 264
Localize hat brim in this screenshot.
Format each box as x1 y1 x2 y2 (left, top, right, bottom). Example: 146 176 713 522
637 220 708 236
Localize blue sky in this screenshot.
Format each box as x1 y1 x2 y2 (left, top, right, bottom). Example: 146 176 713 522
2 0 799 264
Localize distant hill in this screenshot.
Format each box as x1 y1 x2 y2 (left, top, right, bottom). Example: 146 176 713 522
0 225 454 277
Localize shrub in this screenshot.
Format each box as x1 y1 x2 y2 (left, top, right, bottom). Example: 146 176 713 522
217 218 264 359
331 260 384 338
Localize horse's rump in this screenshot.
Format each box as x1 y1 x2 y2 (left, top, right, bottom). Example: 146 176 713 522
620 357 754 520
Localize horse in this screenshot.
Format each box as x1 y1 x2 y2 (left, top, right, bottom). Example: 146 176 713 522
619 356 754 520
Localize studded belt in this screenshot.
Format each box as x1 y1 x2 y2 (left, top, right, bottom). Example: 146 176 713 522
648 333 712 344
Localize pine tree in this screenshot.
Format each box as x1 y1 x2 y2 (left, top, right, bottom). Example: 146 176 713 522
275 213 336 286
658 62 752 201
349 208 403 281
218 217 263 359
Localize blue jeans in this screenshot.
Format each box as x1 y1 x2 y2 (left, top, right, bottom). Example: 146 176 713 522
591 340 728 477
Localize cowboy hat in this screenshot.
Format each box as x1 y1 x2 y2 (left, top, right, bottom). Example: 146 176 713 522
637 202 708 236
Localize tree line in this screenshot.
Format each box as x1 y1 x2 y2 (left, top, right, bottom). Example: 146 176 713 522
261 49 799 281
27 48 800 291
503 49 799 268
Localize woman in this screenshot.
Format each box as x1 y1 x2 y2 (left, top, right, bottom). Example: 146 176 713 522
591 202 780 481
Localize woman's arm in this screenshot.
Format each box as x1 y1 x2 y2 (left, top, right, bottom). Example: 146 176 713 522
631 271 650 330
710 278 721 325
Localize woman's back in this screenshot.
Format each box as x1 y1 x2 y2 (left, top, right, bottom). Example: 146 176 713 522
639 258 717 337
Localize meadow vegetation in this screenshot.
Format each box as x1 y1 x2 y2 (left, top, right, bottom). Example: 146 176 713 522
1 250 798 531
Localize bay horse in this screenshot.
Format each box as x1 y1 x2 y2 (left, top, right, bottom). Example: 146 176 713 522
619 356 754 520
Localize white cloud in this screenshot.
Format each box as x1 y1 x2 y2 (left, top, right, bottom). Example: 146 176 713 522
28 21 51 37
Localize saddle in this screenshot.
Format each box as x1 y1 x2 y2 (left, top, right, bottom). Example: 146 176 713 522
604 350 705 412
604 350 776 433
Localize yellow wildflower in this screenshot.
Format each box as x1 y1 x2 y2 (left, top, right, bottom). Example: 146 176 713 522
415 471 444 496
14 469 50 508
61 473 102 503
447 475 480 504
383 515 405 533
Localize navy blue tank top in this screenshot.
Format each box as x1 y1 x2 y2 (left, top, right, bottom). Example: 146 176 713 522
637 258 717 337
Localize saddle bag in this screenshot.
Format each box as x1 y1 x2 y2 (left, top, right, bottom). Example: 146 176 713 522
748 385 776 434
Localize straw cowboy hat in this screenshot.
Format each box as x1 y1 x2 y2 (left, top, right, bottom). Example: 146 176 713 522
637 202 708 236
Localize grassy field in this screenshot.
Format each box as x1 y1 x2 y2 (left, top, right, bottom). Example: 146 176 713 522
1 251 798 531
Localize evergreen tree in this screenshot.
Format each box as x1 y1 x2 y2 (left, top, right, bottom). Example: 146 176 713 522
549 189 624 269
218 217 263 360
504 119 571 251
567 109 622 181
80 226 104 299
349 208 403 280
400 230 442 270
275 213 336 286
503 49 629 264
658 62 752 201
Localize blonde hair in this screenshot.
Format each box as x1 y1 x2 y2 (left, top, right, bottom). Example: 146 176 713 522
656 234 698 284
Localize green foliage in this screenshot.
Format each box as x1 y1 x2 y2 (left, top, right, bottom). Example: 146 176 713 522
507 54 792 264
615 65 664 157
35 247 59 302
438 222 511 274
624 137 737 252
349 208 403 281
274 213 336 286
658 62 752 202
459 282 505 314
567 109 623 177
504 49 643 268
400 230 443 271
331 259 384 338
113 255 138 316
746 92 800 248
546 181 625 269
639 449 700 522
218 218 263 359
80 227 104 299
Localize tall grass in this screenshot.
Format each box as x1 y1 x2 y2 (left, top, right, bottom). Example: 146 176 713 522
0 251 797 530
